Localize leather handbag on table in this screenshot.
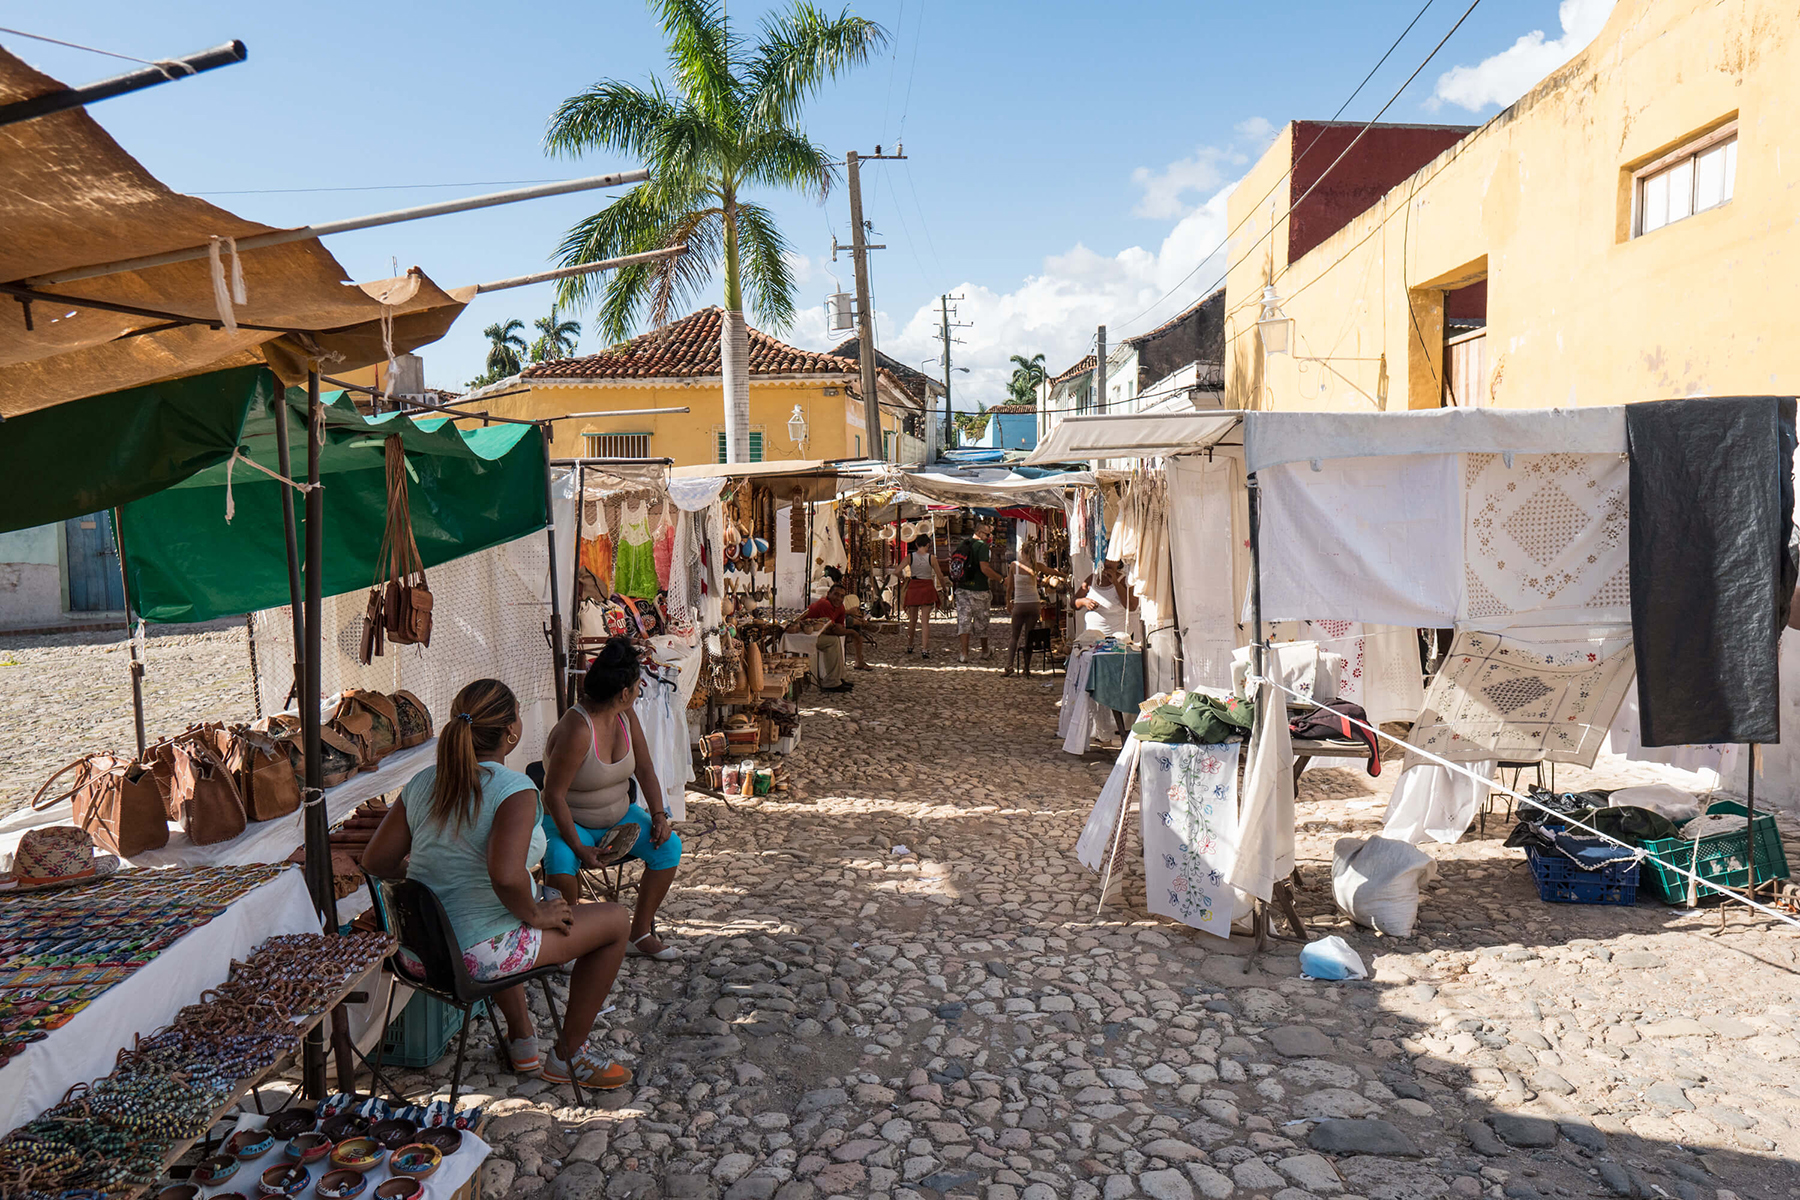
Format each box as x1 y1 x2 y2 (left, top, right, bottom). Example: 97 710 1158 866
360 435 433 663
256 712 362 789
341 689 400 760
31 754 169 858
216 722 302 823
324 696 382 773
145 731 247 846
390 689 433 748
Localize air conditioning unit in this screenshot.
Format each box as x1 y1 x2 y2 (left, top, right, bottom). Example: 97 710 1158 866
826 292 855 335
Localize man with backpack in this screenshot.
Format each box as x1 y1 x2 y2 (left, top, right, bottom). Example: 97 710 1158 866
950 517 1004 663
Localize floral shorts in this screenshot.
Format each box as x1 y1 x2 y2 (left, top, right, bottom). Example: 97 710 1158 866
461 923 543 982
955 589 991 636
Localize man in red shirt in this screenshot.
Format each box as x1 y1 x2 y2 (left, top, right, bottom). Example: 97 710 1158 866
797 583 869 691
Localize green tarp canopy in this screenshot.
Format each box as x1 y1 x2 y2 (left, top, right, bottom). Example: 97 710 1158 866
0 365 271 534
112 369 547 623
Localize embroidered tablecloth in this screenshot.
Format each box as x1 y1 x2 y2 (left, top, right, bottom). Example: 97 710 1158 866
1462 451 1630 627
1140 741 1242 937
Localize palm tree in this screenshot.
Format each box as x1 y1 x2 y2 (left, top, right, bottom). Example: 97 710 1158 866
544 0 886 462
1006 352 1047 406
481 319 529 382
531 306 582 362
953 402 992 442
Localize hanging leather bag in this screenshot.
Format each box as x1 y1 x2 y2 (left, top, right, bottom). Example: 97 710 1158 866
216 723 303 822
31 754 168 858
378 434 433 646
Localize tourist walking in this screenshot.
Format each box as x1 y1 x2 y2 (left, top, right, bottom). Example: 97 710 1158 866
903 533 943 658
1003 542 1043 677
953 518 1004 663
538 637 684 964
362 679 635 1090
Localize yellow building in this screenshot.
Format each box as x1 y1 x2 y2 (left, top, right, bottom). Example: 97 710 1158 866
1225 0 1799 414
476 307 921 466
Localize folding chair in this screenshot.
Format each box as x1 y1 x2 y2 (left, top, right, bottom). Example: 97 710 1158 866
526 761 644 904
362 873 584 1109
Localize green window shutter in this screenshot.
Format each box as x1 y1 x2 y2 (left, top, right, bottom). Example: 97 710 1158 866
749 431 763 462
716 431 727 463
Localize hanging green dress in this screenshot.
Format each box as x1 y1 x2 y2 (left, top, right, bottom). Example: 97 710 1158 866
614 499 660 599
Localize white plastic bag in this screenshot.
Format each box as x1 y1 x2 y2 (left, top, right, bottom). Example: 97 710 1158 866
1607 783 1700 825
1332 836 1436 937
1299 935 1368 980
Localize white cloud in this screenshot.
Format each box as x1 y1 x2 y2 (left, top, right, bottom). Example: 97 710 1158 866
1432 0 1616 112
1131 147 1235 220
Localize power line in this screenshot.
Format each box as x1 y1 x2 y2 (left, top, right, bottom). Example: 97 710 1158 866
879 0 905 145
897 0 924 136
192 177 569 196
901 160 946 281
0 24 178 67
1111 0 1446 337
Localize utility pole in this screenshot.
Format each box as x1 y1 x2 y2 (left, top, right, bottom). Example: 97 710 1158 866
838 147 904 460
932 294 971 457
1095 325 1108 413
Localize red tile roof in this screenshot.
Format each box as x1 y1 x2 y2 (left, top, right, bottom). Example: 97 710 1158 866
524 307 861 381
988 402 1036 414
1050 354 1095 386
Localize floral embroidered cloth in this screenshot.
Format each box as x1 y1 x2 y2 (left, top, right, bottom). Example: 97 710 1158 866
1140 741 1242 937
1461 452 1630 627
1407 629 1636 768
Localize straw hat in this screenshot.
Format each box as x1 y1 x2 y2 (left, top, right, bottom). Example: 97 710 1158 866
1 826 120 892
842 594 862 612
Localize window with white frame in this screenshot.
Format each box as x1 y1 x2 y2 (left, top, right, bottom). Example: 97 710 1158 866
1634 124 1736 237
583 432 650 459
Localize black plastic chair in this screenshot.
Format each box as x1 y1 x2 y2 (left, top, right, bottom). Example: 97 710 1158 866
1026 626 1055 674
363 873 583 1109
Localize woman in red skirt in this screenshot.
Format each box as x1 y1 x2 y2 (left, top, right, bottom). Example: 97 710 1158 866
902 533 945 658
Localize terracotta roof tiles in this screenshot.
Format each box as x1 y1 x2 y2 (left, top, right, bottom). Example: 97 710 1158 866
523 307 861 381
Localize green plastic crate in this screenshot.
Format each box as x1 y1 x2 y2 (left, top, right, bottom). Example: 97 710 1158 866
1638 801 1790 905
380 991 466 1068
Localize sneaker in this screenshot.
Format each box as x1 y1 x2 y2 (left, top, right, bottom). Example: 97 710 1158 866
919 650 930 659
903 646 914 655
505 1036 541 1074
541 1045 633 1090
957 652 968 663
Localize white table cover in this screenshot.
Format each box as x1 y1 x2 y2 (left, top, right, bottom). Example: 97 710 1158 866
0 866 317 1136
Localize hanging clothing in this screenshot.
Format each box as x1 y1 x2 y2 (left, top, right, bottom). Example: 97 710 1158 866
1299 621 1424 726
634 668 693 822
1626 396 1798 746
579 501 613 595
1228 684 1295 904
652 505 677 589
1166 454 1248 692
613 500 660 599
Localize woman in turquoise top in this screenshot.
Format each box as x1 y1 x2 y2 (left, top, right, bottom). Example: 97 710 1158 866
363 678 633 1091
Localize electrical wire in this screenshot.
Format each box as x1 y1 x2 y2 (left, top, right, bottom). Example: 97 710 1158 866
192 178 569 196
897 0 924 137
901 161 947 282
880 0 906 145
0 24 186 67
1110 0 1447 338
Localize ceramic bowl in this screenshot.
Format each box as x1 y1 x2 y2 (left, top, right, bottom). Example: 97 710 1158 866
415 1128 461 1157
387 1145 441 1181
157 1186 200 1200
328 1138 384 1174
315 1169 368 1200
319 1114 370 1143
226 1130 278 1162
368 1119 418 1152
212 1192 251 1200
192 1155 241 1186
265 1108 318 1141
284 1133 333 1165
258 1164 311 1198
373 1180 421 1200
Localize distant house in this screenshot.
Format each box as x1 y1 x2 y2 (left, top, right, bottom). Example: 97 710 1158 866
977 402 1039 452
1040 354 1096 447
476 307 922 466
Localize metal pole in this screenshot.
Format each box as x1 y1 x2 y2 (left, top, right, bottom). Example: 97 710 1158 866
300 369 333 1100
110 507 147 756
544 441 569 715
846 152 882 460
0 41 247 129
470 245 688 294
272 389 307 703
26 170 652 288
1247 471 1270 951
1745 745 1757 902
1087 329 1101 417
940 296 954 454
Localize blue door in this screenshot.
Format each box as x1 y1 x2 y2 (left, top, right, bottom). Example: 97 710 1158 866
64 511 125 612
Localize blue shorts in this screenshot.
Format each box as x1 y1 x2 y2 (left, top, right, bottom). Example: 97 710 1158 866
540 803 682 876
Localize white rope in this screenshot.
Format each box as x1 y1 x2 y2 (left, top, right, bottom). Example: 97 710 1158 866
206 236 246 333
379 301 397 406
1254 672 1800 931
223 448 321 523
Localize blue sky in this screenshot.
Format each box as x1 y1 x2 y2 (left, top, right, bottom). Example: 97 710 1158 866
13 0 1613 405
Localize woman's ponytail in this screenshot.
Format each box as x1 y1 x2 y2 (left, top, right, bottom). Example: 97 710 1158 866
429 679 519 827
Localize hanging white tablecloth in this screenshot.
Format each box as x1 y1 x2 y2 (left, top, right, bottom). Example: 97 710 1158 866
0 867 316 1137
1461 451 1630 627
1141 741 1245 938
1382 760 1495 845
1229 685 1295 902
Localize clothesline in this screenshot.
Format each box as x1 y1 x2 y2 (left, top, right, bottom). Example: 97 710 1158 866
1253 672 1800 932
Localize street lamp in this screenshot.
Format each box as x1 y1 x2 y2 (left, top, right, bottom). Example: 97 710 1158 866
787 404 809 453
1257 285 1293 357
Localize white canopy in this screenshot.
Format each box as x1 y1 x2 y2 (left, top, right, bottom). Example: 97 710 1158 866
848 466 1094 509
1024 411 1242 465
1243 406 1627 473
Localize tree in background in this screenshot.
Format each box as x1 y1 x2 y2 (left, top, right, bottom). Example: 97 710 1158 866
1006 352 1047 406
544 0 886 463
468 318 529 388
531 306 582 362
953 402 992 443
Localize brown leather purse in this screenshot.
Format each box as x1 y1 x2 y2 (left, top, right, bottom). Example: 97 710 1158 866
217 722 303 822
325 696 382 773
255 713 362 788
31 754 169 857
359 435 432 665
146 731 247 846
390 689 433 748
342 689 400 760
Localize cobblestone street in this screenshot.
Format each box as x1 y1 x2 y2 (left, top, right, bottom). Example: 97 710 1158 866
9 620 1800 1199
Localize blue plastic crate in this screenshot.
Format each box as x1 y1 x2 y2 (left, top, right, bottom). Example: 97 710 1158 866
1526 843 1639 905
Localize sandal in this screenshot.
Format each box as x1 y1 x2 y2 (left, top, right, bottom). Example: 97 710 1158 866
1003 666 1014 677
627 932 681 961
